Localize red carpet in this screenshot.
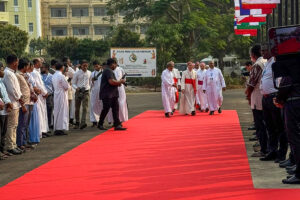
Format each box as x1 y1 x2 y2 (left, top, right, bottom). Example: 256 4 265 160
1 110 300 200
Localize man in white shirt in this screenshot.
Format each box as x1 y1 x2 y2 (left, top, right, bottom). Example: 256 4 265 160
172 67 181 111
203 61 226 115
52 62 70 135
72 60 91 129
32 58 49 138
2 55 23 155
196 62 209 112
259 44 288 162
161 62 176 117
90 61 103 127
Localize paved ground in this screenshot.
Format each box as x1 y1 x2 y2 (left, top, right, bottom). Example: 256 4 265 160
0 89 298 189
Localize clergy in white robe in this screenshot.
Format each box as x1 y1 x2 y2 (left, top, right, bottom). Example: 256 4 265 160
90 61 103 126
203 61 226 115
196 63 209 112
108 66 128 123
31 59 49 136
52 63 70 134
179 62 198 116
161 62 176 117
172 67 181 110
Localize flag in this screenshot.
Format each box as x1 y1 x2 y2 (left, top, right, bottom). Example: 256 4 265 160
234 0 273 17
234 21 265 29
242 0 279 9
236 15 266 23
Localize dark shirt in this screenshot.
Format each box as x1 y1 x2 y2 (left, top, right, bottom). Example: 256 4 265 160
100 67 119 100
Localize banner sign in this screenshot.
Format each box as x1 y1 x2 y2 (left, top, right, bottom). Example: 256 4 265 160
111 48 157 78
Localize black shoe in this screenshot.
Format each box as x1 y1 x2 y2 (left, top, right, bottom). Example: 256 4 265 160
7 149 22 155
16 147 25 153
92 122 97 127
165 113 170 118
280 159 295 168
172 109 176 113
69 119 75 125
275 158 286 163
205 108 209 113
98 125 107 130
54 130 68 136
191 111 196 116
282 175 300 184
43 132 52 137
260 152 277 161
80 124 87 130
287 166 296 175
218 107 222 113
42 134 48 138
114 125 127 131
170 112 174 116
248 126 256 130
249 136 258 141
74 122 80 129
286 165 296 170
209 111 214 115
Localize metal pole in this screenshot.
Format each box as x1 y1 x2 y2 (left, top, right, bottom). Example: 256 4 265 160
272 8 276 27
296 0 299 24
278 2 283 26
285 0 289 25
291 0 295 24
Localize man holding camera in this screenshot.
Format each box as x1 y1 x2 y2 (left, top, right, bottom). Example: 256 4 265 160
72 60 91 130
98 58 127 131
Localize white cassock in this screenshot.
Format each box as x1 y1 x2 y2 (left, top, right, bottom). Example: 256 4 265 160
67 67 76 120
179 70 197 114
90 70 103 123
196 69 208 110
52 71 70 131
108 67 128 123
31 69 49 135
172 68 181 110
161 69 175 113
203 67 226 111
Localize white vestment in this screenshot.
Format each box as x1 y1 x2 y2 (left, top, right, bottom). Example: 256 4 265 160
90 70 103 123
179 70 197 114
196 69 208 110
161 69 175 113
172 68 181 110
203 68 226 111
108 67 128 123
68 67 76 120
52 71 70 131
31 69 49 135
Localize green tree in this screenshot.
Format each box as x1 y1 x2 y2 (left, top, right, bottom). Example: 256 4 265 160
29 37 48 56
109 26 145 47
46 37 79 60
0 24 28 59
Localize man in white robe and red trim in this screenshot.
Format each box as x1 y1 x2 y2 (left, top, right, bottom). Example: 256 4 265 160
196 62 209 112
161 62 177 118
179 62 198 116
171 66 181 111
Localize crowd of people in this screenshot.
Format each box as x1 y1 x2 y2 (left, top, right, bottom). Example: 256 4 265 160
245 44 300 184
161 60 226 117
0 56 128 161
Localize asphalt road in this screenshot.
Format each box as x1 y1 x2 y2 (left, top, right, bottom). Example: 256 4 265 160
0 90 298 189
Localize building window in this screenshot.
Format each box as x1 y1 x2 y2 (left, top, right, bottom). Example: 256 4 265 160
94 26 110 35
52 27 68 36
28 0 32 8
72 8 89 17
94 7 107 16
73 27 89 35
0 2 5 12
14 15 19 24
29 23 33 33
51 8 67 18
14 0 18 7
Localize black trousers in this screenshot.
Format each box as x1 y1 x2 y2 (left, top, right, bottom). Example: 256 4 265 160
0 115 8 153
46 95 54 128
252 109 268 154
284 99 300 178
99 97 121 127
262 96 288 159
